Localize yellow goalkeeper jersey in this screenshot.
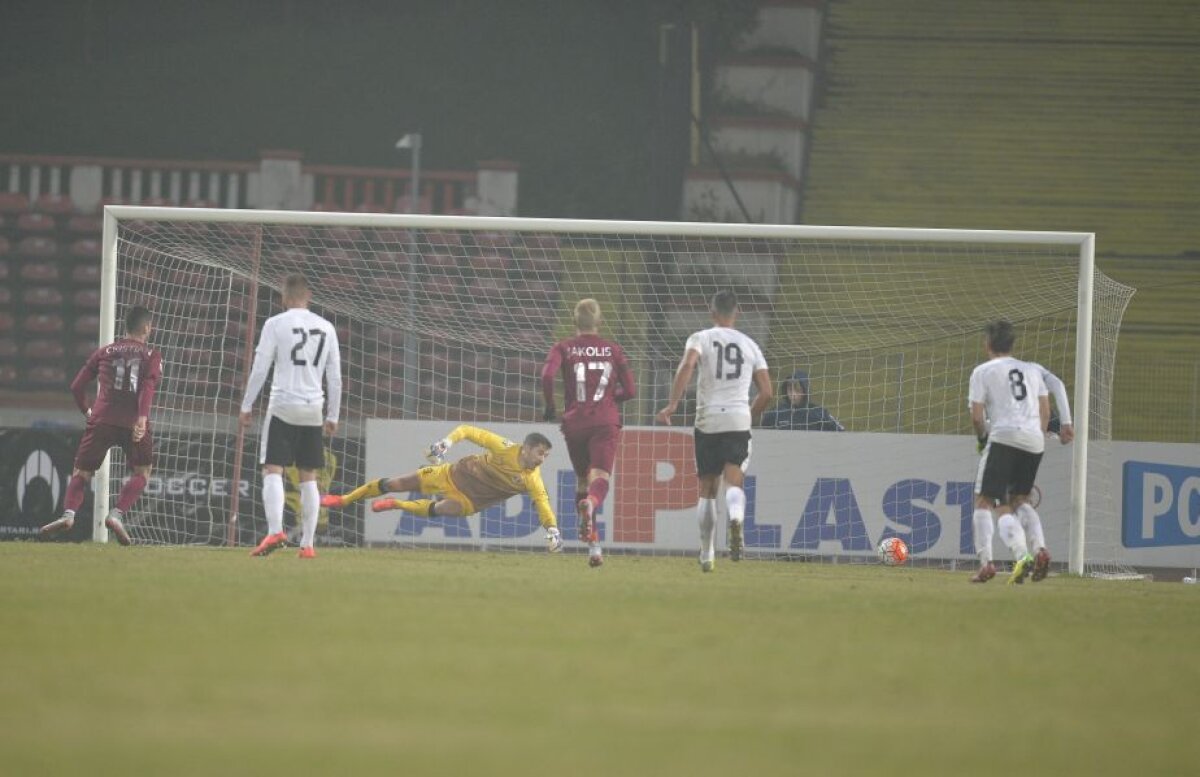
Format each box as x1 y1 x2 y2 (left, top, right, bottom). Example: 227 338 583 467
445 425 556 529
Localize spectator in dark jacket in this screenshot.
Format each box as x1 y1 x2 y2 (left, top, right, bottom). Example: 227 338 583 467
760 370 843 431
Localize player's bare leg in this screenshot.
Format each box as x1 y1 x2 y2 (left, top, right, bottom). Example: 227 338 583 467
41 468 93 538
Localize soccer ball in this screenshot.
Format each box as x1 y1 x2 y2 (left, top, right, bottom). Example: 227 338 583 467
877 537 909 566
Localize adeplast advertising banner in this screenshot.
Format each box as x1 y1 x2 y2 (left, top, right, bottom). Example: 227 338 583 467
365 421 1199 568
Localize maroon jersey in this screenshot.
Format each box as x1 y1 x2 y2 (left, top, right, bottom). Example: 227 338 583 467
71 338 163 429
541 334 635 431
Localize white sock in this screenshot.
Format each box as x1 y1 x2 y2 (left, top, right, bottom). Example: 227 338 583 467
1017 503 1046 552
726 486 746 525
300 480 320 548
998 513 1029 559
263 473 285 535
696 498 716 561
973 509 994 564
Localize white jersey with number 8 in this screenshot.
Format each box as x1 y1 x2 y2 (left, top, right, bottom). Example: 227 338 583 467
968 356 1047 453
685 326 768 433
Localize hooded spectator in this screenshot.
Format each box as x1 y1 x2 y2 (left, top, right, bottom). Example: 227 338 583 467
760 370 843 431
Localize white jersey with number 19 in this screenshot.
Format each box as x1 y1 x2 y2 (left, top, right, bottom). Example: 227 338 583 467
968 356 1047 454
685 326 768 433
241 308 342 427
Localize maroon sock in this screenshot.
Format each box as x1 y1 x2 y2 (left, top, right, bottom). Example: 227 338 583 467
116 474 148 513
586 478 610 511
65 475 88 513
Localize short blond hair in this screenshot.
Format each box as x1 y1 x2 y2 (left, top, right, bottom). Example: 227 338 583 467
574 298 601 332
283 273 311 302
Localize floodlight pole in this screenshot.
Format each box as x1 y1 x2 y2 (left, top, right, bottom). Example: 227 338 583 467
395 132 423 418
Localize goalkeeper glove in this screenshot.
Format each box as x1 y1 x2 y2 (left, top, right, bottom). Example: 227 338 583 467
543 405 556 422
976 434 989 454
545 527 563 553
426 438 451 464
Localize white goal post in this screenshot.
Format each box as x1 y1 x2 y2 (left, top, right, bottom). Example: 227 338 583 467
96 206 1133 576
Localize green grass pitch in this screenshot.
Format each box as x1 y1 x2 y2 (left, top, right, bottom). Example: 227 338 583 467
2 544 1197 776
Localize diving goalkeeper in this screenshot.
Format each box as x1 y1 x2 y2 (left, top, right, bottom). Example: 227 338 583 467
321 425 563 552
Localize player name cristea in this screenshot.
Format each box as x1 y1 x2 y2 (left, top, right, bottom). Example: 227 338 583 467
566 345 613 358
104 343 150 355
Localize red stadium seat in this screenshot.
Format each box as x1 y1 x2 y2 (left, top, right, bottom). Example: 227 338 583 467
322 248 360 268
72 286 102 306
19 260 60 283
16 235 58 258
73 315 101 336
22 287 64 307
67 214 103 235
469 252 511 276
0 236 10 257
34 194 75 215
326 226 368 245
420 275 458 301
71 264 101 285
0 365 19 388
23 313 65 335
22 338 66 361
27 365 68 387
183 199 220 209
0 312 12 334
425 230 463 248
468 277 509 298
421 252 459 274
373 228 412 246
0 192 30 213
0 338 16 360
474 231 515 251
391 194 433 214
73 340 96 359
319 272 358 296
460 380 494 402
375 250 410 274
17 212 57 234
0 287 9 307
70 238 101 260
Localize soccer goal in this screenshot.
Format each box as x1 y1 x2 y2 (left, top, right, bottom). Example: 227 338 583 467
97 207 1135 576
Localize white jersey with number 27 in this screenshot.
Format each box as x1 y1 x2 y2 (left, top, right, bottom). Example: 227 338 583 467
968 356 1047 453
241 307 342 427
685 326 768 433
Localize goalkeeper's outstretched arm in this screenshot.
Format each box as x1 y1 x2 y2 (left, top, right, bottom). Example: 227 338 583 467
427 424 512 462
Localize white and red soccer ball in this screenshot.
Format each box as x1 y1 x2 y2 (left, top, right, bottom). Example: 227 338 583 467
877 537 909 566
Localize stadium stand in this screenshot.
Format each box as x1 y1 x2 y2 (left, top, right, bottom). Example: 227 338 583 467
803 0 1200 440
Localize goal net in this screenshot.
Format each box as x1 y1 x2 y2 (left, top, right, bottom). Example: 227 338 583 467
97 209 1136 576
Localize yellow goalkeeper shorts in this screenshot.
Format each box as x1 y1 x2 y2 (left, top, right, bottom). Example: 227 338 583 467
416 464 476 514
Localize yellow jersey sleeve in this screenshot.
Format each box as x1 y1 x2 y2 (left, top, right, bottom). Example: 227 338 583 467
446 424 513 454
524 469 556 529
